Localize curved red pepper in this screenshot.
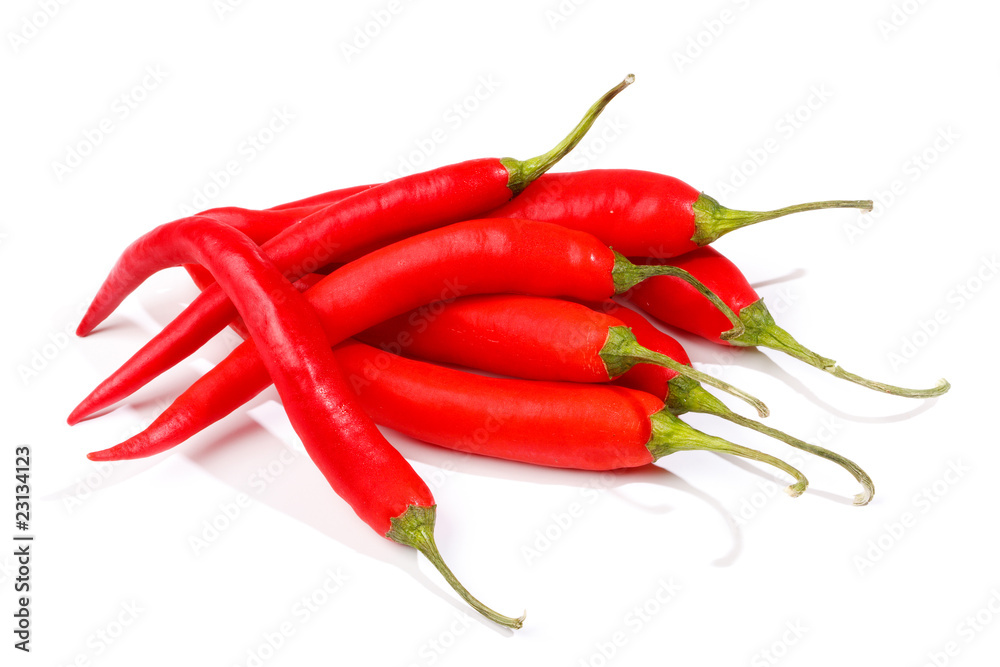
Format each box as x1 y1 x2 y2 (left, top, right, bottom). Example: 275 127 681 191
358 293 762 413
340 339 662 470
99 216 432 534
332 340 803 487
77 216 523 628
74 76 634 417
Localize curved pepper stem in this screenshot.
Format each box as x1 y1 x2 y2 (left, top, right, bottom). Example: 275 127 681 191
387 505 525 629
731 300 950 399
690 193 874 246
502 74 635 194
646 409 808 497
666 376 874 505
612 252 745 340
602 326 769 418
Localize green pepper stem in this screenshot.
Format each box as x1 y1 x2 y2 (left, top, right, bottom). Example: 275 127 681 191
501 74 634 194
602 326 768 418
612 252 744 340
387 505 525 629
731 301 950 399
691 193 874 245
667 377 874 505
647 410 808 497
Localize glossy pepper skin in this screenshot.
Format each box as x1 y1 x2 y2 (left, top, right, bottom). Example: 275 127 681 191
221 168 869 263
319 341 809 496
184 184 375 288
84 219 726 459
336 340 660 470
356 293 765 415
489 169 700 257
358 294 691 407
359 294 619 383
360 295 693 387
73 76 634 419
212 170 702 258
86 216 432 535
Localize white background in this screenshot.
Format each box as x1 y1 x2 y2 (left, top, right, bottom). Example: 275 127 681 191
3 1 999 665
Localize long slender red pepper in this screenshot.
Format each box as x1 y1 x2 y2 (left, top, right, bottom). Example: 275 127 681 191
81 219 753 457
329 340 808 494
191 170 874 261
490 169 873 256
92 216 521 627
624 247 950 399
358 294 766 416
73 75 634 414
359 294 874 504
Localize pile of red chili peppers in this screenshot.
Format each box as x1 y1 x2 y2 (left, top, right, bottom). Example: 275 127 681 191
70 74 949 628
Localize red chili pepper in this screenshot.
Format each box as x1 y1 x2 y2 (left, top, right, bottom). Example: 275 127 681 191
78 216 523 628
360 294 873 504
189 171 875 261
333 340 808 493
73 75 634 409
181 205 327 289
358 293 767 416
80 219 748 454
624 247 950 399
489 169 874 257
